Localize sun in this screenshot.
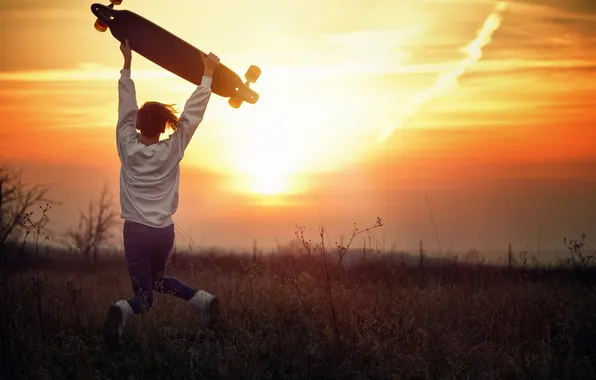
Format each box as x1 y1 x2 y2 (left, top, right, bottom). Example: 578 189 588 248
214 71 315 197
210 66 394 200
251 174 285 195
229 96 307 196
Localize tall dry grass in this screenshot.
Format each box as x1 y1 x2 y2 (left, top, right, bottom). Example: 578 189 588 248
2 221 596 379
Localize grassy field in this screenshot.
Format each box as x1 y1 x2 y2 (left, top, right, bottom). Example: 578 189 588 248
2 242 596 380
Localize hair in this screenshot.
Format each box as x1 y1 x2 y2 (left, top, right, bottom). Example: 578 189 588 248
136 101 179 139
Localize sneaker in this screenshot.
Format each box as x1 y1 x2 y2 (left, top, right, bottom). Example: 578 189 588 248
188 290 220 326
103 300 133 348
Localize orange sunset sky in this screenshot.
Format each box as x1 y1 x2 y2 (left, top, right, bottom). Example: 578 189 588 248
1 0 595 260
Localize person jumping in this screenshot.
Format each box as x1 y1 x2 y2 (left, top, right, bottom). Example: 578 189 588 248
103 39 221 348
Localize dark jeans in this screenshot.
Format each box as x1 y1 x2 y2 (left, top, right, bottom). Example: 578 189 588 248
123 220 196 314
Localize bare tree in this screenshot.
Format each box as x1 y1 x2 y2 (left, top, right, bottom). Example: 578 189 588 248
0 164 53 247
66 184 118 264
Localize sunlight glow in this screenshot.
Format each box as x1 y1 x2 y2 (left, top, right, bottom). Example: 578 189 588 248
216 67 380 198
252 174 286 195
225 98 308 196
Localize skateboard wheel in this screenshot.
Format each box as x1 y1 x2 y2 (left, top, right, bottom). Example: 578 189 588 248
245 65 261 84
94 18 108 32
110 0 123 5
228 97 243 109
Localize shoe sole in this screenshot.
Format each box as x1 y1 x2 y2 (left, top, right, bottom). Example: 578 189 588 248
103 305 123 349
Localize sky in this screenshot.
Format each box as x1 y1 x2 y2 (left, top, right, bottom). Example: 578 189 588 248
1 0 595 261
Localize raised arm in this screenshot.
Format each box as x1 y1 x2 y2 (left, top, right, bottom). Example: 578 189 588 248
116 39 138 142
168 52 220 157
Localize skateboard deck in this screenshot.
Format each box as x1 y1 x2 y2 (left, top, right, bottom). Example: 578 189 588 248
91 3 259 106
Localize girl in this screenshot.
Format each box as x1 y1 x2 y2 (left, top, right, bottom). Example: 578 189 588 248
103 39 221 348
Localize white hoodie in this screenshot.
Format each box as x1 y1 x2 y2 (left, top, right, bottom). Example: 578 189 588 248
116 69 212 228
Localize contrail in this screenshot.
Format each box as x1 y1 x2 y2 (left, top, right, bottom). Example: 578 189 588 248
378 1 509 143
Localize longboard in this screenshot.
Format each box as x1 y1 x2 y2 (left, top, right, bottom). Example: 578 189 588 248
91 1 260 108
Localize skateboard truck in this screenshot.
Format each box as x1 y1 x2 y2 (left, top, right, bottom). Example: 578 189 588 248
93 0 122 32
230 65 261 109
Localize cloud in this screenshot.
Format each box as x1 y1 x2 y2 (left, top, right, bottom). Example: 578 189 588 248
0 0 85 20
517 0 596 16
0 63 176 82
377 1 510 142
0 0 71 11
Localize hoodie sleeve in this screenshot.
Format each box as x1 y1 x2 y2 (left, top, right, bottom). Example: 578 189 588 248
166 76 212 159
116 69 139 142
